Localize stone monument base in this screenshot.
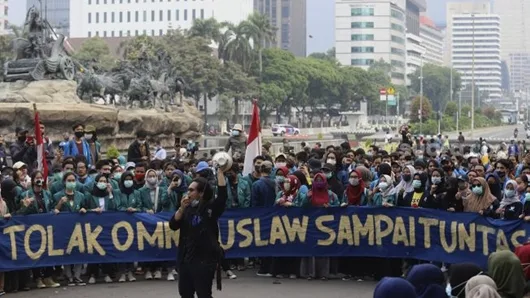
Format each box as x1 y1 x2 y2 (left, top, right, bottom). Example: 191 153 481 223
0 80 203 150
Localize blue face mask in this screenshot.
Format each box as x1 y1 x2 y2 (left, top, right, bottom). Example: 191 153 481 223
526 193 530 202
232 130 240 136
505 189 515 198
412 180 422 189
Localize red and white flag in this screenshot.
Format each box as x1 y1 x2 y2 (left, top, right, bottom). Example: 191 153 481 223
242 100 261 176
34 110 48 182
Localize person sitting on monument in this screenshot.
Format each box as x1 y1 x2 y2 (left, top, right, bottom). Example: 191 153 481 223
9 127 37 170
84 126 102 165
63 124 94 168
127 130 151 163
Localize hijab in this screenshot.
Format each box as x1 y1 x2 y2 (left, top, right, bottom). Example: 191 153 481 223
119 171 135 195
145 169 159 189
311 173 330 207
486 172 502 201
345 169 365 206
449 263 483 298
465 276 498 297
413 172 429 193
379 174 394 197
171 170 188 193
394 165 416 194
406 264 447 298
464 177 496 212
488 250 525 298
467 285 501 298
355 165 373 183
500 180 519 208
91 174 109 198
1 179 17 213
281 175 300 202
275 167 289 177
374 277 418 298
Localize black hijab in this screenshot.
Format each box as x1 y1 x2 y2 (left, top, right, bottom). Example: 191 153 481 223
1 179 17 213
91 174 109 198
119 171 135 195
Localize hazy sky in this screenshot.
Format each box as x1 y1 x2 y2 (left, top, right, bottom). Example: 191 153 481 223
7 0 469 55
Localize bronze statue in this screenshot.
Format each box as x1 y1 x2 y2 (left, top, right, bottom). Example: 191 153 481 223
4 6 77 82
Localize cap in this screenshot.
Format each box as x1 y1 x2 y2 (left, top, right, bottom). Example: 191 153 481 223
275 153 286 161
321 163 334 171
124 162 135 171
232 124 243 131
440 156 452 164
15 127 28 134
12 161 27 170
261 161 273 171
196 161 209 173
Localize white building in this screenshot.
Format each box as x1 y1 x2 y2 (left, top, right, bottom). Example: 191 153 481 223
0 0 8 35
450 13 502 101
404 0 426 86
419 15 444 65
335 0 407 85
494 0 530 93
69 0 254 38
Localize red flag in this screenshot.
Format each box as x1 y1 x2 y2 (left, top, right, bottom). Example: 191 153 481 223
243 100 262 176
34 111 48 183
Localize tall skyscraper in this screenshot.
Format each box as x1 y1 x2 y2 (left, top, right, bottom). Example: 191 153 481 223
253 0 307 57
27 0 70 36
420 16 444 66
494 0 530 93
0 0 7 35
334 0 408 85
70 0 253 38
405 0 427 86
450 11 502 101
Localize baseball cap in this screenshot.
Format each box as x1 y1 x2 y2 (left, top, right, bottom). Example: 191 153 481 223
232 124 243 131
124 162 135 171
196 161 209 173
307 158 322 173
13 161 27 170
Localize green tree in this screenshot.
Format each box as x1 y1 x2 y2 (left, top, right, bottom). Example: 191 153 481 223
216 94 234 123
73 37 116 70
188 18 222 42
410 64 462 113
218 61 258 123
410 96 433 122
243 12 276 75
445 101 458 117
308 47 338 64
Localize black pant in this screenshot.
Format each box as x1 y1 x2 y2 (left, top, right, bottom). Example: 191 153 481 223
32 267 54 279
88 263 117 277
4 270 30 292
258 257 272 274
178 262 216 298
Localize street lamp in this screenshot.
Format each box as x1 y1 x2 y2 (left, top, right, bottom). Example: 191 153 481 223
419 54 424 135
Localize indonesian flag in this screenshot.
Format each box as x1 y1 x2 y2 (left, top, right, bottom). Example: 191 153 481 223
34 111 48 183
242 100 261 176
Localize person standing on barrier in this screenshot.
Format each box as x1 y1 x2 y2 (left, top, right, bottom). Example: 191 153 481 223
169 166 227 298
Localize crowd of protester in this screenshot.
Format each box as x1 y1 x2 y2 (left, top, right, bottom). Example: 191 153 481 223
2 122 530 297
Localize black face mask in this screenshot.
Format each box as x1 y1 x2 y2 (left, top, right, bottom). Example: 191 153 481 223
18 136 26 142
402 174 411 182
74 131 85 138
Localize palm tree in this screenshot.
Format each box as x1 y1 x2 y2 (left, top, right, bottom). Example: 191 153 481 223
243 12 276 74
222 22 254 72
188 18 221 43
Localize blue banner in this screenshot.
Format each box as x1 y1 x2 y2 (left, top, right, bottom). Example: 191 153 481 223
0 207 529 271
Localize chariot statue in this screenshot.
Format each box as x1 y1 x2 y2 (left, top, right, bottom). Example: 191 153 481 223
4 6 76 82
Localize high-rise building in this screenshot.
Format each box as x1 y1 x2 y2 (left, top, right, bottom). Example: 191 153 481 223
494 0 530 93
70 0 253 38
444 1 490 65
420 16 444 66
0 0 8 35
334 0 408 85
405 0 427 86
450 12 502 101
26 0 70 36
253 0 307 57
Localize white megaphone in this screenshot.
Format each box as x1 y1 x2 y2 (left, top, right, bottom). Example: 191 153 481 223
212 152 233 172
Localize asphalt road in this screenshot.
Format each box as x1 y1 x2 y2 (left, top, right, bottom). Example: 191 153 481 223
369 125 521 141
6 271 377 298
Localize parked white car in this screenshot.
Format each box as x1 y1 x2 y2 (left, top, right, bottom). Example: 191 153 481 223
271 124 300 136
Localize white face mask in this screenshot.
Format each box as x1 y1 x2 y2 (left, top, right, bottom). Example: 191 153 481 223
275 162 286 168
326 159 336 165
138 140 146 144
349 178 359 186
147 177 157 185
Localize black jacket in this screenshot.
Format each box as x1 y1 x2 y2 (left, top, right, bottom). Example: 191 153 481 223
169 186 227 265
127 140 150 163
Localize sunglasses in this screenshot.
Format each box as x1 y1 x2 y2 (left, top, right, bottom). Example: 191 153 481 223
472 184 481 187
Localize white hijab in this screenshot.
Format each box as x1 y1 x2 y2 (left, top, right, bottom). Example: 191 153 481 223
393 165 416 195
